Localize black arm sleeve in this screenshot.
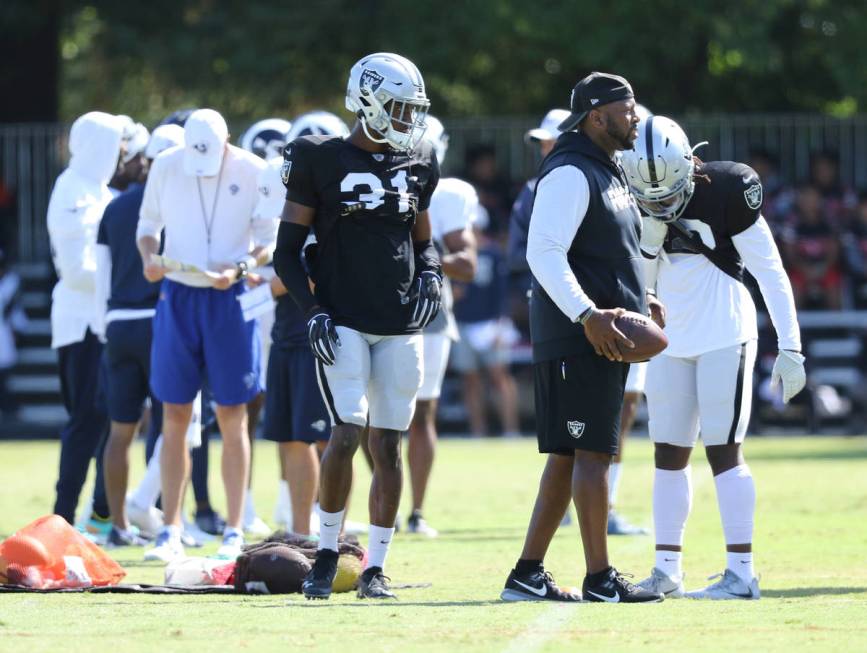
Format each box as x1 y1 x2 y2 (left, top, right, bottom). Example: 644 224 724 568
273 221 318 316
414 238 441 277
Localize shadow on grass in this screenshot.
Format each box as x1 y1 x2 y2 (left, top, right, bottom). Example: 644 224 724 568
763 586 867 598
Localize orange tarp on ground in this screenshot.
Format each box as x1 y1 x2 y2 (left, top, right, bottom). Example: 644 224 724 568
0 514 125 588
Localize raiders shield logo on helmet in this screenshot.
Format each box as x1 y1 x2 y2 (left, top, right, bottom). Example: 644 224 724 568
360 69 385 93
281 160 292 185
566 420 585 438
743 183 763 210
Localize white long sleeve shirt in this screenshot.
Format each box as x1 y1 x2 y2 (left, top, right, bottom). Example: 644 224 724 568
526 165 595 322
137 144 269 287
657 216 801 357
47 111 124 348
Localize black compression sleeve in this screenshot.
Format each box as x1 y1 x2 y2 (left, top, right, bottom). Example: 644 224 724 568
274 221 317 315
414 239 441 277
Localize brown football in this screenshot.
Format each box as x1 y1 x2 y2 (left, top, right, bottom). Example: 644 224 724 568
615 311 668 363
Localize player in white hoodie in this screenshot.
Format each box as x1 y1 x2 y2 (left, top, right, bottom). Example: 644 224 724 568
48 111 125 524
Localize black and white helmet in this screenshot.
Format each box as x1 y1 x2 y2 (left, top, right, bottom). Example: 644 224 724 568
345 52 430 152
621 115 695 222
286 111 349 140
240 118 293 159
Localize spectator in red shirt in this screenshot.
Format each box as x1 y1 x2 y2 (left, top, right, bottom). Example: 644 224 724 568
784 184 843 309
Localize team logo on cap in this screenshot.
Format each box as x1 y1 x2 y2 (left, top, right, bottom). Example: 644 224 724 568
743 183 763 210
566 420 585 438
193 142 208 154
281 160 292 184
229 183 239 195
360 68 385 93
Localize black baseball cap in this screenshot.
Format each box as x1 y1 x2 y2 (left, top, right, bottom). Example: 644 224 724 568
558 72 634 131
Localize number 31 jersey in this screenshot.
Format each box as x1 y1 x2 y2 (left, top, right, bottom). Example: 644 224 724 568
282 134 439 335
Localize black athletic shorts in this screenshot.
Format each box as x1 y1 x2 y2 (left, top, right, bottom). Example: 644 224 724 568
104 317 153 423
263 345 330 443
534 353 629 455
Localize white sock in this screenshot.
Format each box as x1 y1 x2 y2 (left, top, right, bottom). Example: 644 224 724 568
160 524 182 543
727 551 754 583
655 550 683 580
317 507 344 552
653 466 692 547
366 525 395 570
714 465 756 582
608 462 622 509
130 436 163 509
243 490 257 525
224 526 243 541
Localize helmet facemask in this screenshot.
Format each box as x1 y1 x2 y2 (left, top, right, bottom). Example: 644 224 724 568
357 90 429 152
635 172 695 222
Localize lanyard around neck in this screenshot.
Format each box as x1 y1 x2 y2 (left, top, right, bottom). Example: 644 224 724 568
196 158 225 248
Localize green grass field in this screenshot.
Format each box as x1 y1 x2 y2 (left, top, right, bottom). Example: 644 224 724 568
1 435 866 652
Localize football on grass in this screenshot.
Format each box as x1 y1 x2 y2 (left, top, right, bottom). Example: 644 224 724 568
615 311 668 363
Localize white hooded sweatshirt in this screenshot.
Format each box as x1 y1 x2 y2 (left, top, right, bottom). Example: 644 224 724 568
47 111 124 348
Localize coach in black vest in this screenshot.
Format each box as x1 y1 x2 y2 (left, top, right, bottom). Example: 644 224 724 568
500 73 664 604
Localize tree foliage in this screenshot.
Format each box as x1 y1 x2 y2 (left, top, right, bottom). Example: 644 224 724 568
35 0 867 125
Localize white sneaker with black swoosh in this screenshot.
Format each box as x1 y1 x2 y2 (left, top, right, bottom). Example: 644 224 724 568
583 567 664 603
637 567 685 598
500 567 581 602
685 569 760 600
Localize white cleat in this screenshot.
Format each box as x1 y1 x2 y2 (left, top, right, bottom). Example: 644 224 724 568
215 529 244 560
243 516 272 538
126 497 164 539
637 567 685 598
686 569 760 600
144 529 185 563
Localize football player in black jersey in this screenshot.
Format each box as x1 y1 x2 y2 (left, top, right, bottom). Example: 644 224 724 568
273 52 441 600
621 116 806 600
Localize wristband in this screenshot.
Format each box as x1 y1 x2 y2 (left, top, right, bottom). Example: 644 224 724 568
577 307 595 325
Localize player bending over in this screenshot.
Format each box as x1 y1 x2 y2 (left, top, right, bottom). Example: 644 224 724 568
621 116 806 600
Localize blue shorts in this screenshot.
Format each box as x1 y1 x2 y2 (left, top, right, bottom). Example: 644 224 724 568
263 345 330 443
104 317 154 423
151 279 261 406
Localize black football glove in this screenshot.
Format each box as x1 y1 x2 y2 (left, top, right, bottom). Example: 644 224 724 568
307 311 340 366
412 271 442 328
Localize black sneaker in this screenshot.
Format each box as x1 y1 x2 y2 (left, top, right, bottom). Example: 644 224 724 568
582 567 663 603
500 567 581 602
357 566 396 599
302 549 339 600
194 508 226 536
107 526 150 547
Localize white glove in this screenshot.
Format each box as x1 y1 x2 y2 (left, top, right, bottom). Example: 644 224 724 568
640 216 668 257
770 349 806 403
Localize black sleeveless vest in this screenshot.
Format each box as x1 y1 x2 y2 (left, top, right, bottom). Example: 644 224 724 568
529 131 646 363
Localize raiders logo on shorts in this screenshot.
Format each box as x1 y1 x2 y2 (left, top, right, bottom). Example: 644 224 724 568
567 420 585 439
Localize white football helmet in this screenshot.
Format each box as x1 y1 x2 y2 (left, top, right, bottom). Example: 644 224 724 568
422 115 449 166
345 52 430 152
286 111 350 140
240 118 293 159
621 115 695 222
